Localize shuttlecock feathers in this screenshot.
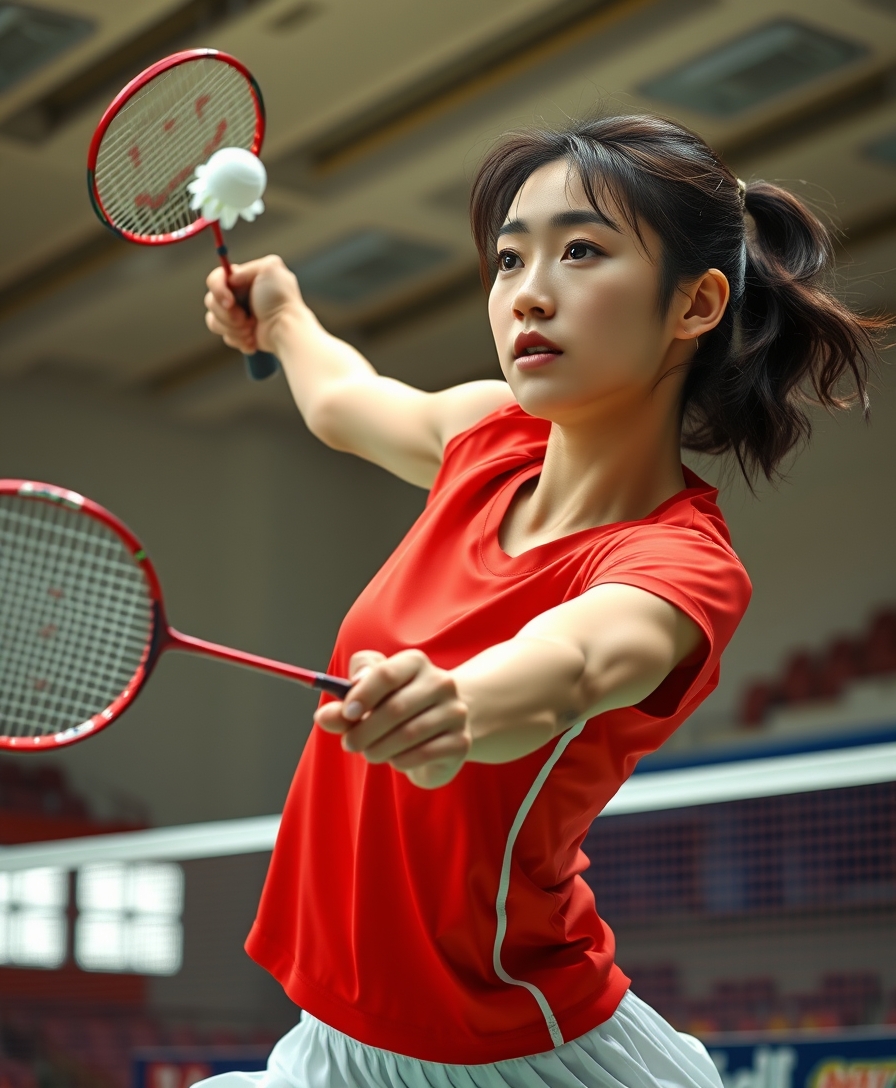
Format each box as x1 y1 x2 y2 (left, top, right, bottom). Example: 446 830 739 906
188 147 267 230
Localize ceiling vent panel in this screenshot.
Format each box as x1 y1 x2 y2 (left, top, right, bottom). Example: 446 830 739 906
0 0 281 142
866 129 896 165
0 3 93 95
292 230 451 307
640 19 868 117
267 0 715 198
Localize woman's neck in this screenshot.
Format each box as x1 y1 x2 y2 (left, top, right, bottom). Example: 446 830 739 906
499 393 687 557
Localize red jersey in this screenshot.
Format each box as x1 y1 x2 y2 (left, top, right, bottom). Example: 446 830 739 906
246 402 751 1063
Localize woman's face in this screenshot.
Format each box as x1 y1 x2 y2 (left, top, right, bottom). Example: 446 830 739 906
488 158 685 426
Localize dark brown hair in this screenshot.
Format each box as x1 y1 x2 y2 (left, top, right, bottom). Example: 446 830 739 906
470 115 889 482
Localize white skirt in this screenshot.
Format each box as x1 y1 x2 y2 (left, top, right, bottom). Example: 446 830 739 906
196 991 723 1088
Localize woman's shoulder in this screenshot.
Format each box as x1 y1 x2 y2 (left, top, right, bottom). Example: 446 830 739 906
595 468 747 585
431 401 551 496
662 466 734 545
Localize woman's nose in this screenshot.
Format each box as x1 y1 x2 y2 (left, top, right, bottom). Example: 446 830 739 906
512 267 555 320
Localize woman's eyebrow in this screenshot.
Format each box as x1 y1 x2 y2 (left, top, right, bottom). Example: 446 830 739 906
497 208 620 239
497 218 527 238
551 209 620 232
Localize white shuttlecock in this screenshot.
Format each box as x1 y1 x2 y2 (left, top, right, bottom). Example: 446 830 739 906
188 147 267 230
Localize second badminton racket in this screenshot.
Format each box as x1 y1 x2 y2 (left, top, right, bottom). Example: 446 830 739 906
0 480 351 751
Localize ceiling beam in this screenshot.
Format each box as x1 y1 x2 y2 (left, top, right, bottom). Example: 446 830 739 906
0 230 121 325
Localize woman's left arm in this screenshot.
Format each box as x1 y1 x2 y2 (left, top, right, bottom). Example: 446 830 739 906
313 583 705 788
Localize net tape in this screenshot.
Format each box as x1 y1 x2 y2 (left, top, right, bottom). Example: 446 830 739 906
94 57 258 239
0 497 153 738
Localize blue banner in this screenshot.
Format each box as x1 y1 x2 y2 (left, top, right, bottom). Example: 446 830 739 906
707 1030 896 1088
133 1049 270 1088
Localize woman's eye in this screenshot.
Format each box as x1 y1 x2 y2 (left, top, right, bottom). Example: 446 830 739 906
567 242 597 261
497 250 521 271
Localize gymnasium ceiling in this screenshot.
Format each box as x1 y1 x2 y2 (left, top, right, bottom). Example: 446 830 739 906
0 0 894 422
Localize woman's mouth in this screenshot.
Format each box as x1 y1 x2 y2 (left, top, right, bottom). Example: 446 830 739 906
517 350 561 372
514 344 563 370
513 333 563 370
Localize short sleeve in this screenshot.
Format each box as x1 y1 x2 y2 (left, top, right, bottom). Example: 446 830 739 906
584 525 752 718
427 402 551 506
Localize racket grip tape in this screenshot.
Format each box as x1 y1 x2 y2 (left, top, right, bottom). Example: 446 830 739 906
245 350 279 380
314 673 353 698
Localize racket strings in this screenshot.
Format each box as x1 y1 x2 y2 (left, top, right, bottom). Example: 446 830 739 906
0 505 145 735
0 498 153 738
1 508 149 732
0 506 149 736
95 58 258 239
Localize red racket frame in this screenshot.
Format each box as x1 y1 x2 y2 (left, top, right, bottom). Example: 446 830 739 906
0 480 350 752
87 48 266 247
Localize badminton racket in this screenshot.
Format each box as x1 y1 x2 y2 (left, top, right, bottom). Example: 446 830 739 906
0 480 351 751
87 48 278 381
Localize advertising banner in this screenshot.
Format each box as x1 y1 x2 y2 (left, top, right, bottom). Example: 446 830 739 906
707 1030 896 1088
133 1048 270 1088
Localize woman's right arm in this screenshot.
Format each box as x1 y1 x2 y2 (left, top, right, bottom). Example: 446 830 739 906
204 256 513 489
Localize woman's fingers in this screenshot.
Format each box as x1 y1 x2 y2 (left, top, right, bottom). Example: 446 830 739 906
312 651 385 736
204 289 256 351
205 265 234 308
403 738 469 790
357 697 468 764
348 650 386 681
204 309 256 353
203 256 305 354
312 649 470 787
340 649 429 722
313 701 350 734
339 651 452 744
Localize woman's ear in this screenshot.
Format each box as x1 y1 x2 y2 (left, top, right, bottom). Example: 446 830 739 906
675 268 730 342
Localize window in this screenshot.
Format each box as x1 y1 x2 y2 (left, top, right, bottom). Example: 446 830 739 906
0 867 67 968
75 862 183 975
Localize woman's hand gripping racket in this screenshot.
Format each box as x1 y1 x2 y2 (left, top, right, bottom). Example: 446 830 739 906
87 48 279 381
0 481 351 751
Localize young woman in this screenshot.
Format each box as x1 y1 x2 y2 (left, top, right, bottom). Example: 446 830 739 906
201 115 882 1088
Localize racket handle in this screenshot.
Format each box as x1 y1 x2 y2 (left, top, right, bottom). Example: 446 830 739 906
244 350 279 381
233 291 279 381
314 672 353 698
213 228 281 381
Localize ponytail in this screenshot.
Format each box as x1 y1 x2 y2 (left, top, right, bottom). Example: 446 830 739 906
469 116 891 483
682 181 886 481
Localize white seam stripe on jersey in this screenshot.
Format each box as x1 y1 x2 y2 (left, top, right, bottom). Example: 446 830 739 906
492 717 589 1048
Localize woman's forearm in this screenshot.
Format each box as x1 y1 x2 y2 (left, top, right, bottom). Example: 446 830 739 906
314 587 693 784
453 636 593 763
452 587 690 764
269 305 378 445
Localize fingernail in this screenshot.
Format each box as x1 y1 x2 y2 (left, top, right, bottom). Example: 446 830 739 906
343 701 363 721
